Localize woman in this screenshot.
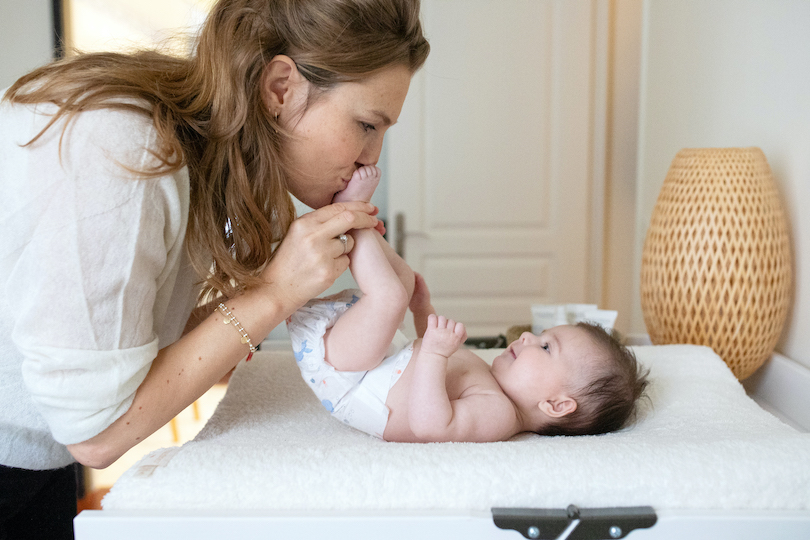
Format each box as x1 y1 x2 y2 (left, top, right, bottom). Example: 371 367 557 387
0 0 429 537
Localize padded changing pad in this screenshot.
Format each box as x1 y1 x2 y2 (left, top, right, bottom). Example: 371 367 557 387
103 345 810 512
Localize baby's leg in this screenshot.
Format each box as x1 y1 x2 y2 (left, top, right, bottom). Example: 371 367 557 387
371 228 415 300
334 166 415 299
325 167 410 372
334 165 415 302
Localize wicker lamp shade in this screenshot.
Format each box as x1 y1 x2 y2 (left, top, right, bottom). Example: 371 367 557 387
640 147 792 380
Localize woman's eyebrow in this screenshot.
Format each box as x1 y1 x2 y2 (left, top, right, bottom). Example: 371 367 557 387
368 109 394 126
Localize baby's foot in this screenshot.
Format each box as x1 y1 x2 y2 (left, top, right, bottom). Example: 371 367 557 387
333 165 381 203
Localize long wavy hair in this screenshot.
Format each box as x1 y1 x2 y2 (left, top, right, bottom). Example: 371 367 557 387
4 0 430 300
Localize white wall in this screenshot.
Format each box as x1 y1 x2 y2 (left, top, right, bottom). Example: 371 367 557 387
0 0 54 89
632 0 810 370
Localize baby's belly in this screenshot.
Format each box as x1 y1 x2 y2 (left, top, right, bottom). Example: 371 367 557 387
382 340 421 442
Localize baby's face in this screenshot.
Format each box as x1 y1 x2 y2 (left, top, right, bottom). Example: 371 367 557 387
491 325 600 413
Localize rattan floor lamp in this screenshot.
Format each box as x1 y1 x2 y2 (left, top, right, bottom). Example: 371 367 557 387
640 147 792 380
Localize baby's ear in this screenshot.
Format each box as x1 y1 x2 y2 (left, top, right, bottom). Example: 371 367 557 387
538 397 577 418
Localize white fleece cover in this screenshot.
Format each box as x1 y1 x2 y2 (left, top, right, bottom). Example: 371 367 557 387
103 345 810 511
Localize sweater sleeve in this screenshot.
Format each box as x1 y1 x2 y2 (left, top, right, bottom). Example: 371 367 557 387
5 105 189 445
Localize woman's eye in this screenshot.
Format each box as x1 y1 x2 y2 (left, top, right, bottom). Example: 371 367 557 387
360 122 376 132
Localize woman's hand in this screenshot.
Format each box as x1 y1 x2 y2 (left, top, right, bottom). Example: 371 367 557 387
259 201 379 311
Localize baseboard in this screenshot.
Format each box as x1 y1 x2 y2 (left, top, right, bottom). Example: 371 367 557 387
743 353 810 433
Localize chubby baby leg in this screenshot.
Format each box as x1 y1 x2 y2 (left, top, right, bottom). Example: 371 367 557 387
325 166 408 372
323 247 409 372
337 166 414 302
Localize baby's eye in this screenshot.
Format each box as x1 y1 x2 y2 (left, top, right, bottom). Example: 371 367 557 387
541 343 550 352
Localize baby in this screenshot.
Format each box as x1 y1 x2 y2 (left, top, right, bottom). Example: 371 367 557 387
287 166 648 442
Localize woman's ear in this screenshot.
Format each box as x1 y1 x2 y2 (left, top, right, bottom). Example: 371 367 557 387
538 396 577 418
261 55 307 116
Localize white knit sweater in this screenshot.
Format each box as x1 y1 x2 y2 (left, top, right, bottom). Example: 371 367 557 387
0 96 195 470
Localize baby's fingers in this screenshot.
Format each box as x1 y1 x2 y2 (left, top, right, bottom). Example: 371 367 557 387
426 313 438 329
442 319 466 343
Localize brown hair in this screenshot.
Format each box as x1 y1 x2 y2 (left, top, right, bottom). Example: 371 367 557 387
539 322 650 436
3 0 429 300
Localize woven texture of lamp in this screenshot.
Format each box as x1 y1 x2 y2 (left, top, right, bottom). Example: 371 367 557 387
640 147 792 380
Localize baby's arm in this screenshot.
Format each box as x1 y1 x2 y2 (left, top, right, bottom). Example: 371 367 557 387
408 315 520 442
408 315 467 438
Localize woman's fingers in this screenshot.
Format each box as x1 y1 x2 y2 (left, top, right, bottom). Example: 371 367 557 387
334 233 355 258
299 201 375 258
307 200 372 219
308 201 376 223
373 220 386 237
257 203 376 309
307 201 379 238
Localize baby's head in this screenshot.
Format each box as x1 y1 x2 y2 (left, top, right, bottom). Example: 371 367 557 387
544 322 648 436
492 323 649 437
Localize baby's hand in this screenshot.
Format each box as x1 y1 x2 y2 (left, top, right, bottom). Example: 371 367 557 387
421 314 467 358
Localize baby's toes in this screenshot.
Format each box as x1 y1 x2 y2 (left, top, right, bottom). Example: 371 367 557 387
335 166 380 203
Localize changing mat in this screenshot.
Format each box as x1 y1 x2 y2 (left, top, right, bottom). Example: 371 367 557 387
102 345 810 512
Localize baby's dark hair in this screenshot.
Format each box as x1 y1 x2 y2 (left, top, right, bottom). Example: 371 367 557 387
539 322 649 437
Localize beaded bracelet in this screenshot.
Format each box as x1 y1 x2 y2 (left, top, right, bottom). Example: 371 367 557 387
217 303 257 361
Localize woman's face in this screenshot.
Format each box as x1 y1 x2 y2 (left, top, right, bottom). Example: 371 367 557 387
281 65 412 209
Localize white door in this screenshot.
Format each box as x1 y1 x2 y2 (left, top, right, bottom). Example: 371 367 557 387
388 0 607 337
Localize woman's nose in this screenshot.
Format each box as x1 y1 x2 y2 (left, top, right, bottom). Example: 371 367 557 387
357 138 384 167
